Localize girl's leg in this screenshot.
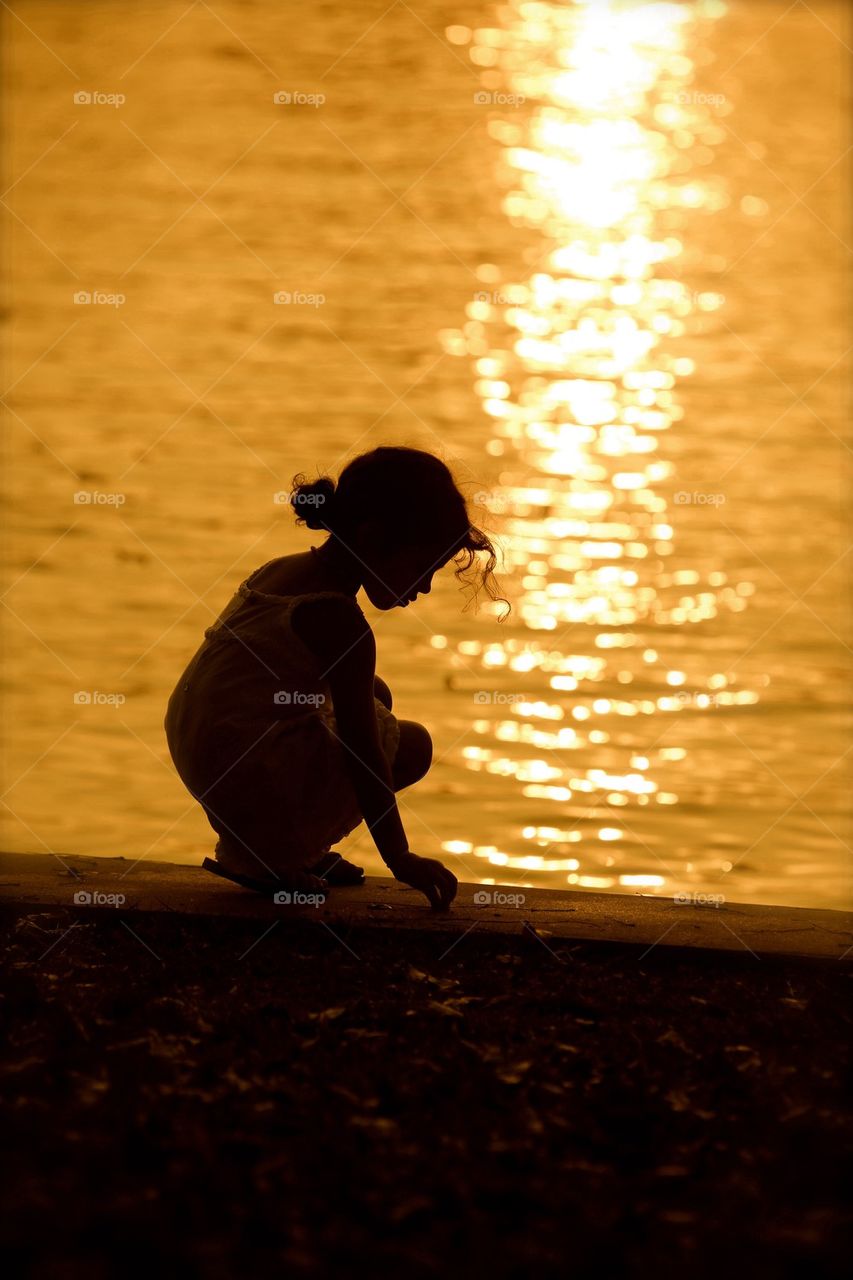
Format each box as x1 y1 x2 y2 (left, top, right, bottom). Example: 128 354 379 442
392 720 433 792
311 716 432 886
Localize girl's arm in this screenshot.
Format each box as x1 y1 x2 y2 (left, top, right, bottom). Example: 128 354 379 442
293 598 457 910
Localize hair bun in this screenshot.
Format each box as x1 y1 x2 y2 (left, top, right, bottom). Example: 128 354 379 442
290 475 336 530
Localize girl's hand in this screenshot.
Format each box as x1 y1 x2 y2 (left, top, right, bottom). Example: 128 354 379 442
387 851 458 912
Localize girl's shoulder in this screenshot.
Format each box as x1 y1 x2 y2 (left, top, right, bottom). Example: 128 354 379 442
290 590 368 635
245 551 359 603
290 593 373 670
238 551 372 668
243 552 316 597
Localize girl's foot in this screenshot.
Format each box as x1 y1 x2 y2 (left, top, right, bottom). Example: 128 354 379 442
213 837 329 892
203 858 327 896
307 851 365 886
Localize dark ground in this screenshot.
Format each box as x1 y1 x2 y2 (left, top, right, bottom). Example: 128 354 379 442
1 905 850 1279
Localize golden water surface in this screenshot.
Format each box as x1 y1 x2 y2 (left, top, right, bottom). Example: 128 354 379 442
1 0 849 907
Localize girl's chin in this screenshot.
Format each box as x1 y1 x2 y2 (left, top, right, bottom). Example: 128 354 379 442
366 590 404 611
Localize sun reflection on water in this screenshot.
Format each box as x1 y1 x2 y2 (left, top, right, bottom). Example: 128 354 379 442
439 0 759 894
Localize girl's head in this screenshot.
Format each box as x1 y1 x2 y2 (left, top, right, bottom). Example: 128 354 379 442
290 446 503 612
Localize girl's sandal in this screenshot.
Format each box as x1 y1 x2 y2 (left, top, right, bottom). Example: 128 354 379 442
201 857 328 897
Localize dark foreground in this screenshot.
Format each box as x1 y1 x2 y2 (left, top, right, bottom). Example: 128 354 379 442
1 906 850 1279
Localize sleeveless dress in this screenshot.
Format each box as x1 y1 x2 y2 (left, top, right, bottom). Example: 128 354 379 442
164 558 400 880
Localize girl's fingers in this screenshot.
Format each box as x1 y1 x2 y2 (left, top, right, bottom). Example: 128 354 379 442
436 868 455 904
424 871 445 911
436 870 456 909
397 856 457 910
425 881 442 910
433 871 456 911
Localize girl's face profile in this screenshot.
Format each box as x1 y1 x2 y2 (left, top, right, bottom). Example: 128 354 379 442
359 539 451 611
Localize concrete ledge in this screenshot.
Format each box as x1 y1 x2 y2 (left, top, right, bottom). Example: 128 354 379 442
1 851 850 960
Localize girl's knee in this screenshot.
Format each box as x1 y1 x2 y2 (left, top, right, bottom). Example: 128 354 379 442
374 675 393 710
394 720 432 790
409 722 432 773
